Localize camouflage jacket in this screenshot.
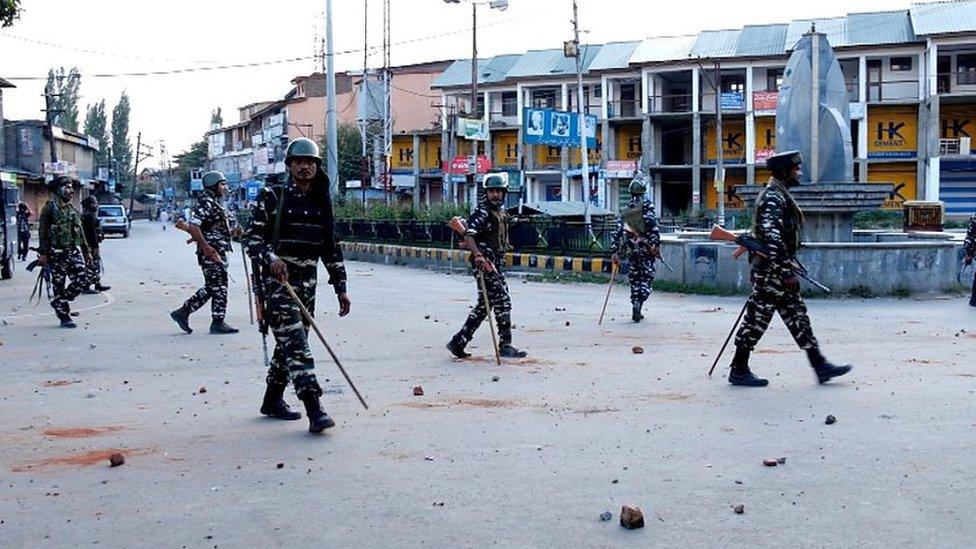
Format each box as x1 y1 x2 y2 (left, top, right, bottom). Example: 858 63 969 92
245 173 347 295
753 178 802 279
610 197 661 257
37 198 88 255
466 201 509 267
964 215 976 258
190 191 232 254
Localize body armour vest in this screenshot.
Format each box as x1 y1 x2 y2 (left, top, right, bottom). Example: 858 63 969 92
273 186 330 261
50 201 85 249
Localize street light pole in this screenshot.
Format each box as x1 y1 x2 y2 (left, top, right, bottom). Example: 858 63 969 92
572 0 593 235
325 0 339 196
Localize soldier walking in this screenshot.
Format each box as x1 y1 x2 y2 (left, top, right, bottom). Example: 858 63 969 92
964 213 976 307
36 176 90 328
446 175 527 359
245 138 351 433
16 202 31 261
81 196 110 293
170 171 239 335
727 151 851 387
610 176 661 322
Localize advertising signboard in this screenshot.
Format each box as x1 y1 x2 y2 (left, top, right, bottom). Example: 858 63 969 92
867 106 918 159
522 107 597 149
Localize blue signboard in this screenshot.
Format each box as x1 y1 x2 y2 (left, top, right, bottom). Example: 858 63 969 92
245 180 264 200
720 92 745 110
522 108 597 149
163 187 175 198
190 180 203 192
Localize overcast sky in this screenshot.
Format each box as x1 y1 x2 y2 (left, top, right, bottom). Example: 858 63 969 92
1 0 929 161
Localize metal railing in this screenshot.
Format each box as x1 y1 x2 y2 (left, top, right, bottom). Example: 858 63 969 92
648 93 694 114
608 99 640 118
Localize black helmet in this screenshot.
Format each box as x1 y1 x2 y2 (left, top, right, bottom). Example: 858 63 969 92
628 177 647 196
47 175 76 193
765 150 802 176
285 138 322 165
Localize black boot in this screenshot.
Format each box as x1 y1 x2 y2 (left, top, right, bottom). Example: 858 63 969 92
209 319 239 334
300 393 336 433
969 276 976 307
446 334 471 358
260 383 302 420
727 346 768 387
807 348 852 384
95 284 111 292
82 287 98 295
170 306 192 334
499 343 527 358
632 303 644 322
58 313 77 329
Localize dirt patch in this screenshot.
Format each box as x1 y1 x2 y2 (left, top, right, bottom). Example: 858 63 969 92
698 308 723 313
12 448 151 472
904 358 943 365
401 397 526 410
42 426 125 439
628 392 696 403
949 373 975 378
754 349 797 355
42 379 80 387
572 406 619 414
380 449 421 461
525 328 554 333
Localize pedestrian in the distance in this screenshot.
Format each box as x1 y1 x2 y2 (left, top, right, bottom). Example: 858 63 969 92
16 202 31 261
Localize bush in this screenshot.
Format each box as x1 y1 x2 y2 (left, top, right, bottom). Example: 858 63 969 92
853 210 902 230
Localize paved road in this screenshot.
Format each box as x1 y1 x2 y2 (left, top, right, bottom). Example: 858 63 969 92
1 220 974 548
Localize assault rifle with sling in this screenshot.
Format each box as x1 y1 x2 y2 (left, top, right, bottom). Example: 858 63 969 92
708 225 831 293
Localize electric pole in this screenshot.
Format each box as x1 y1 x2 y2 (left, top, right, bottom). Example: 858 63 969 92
127 133 152 222
714 60 725 227
571 0 594 240
42 84 63 164
325 0 339 196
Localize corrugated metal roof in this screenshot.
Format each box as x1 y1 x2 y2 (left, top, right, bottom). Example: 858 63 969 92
587 41 641 71
911 0 976 36
629 35 696 64
0 76 14 88
432 54 521 88
504 45 602 79
690 30 740 58
735 24 789 57
786 17 848 49
847 10 916 46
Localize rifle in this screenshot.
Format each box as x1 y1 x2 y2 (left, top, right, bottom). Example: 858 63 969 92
623 223 674 273
708 225 831 293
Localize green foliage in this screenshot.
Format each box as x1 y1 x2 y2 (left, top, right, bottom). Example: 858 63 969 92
847 285 876 298
319 123 364 188
891 287 911 298
111 91 133 182
333 199 470 223
83 100 110 167
172 140 209 192
651 279 742 296
1 0 22 28
853 210 903 230
45 67 82 132
416 202 470 223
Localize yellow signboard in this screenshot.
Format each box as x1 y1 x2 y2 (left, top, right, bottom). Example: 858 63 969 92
572 133 602 164
392 137 414 171
867 106 918 159
868 163 918 210
615 125 643 161
493 132 518 168
534 144 562 168
754 117 777 162
705 120 746 163
705 172 745 210
940 104 976 139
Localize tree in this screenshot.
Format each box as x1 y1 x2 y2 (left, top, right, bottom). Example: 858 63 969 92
83 100 110 168
320 123 364 190
111 91 133 183
1 0 22 28
172 139 209 192
45 67 82 131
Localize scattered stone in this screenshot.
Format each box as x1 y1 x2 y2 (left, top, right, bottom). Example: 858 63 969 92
776 457 786 464
424 315 430 320
619 505 645 530
491 375 500 382
89 343 98 349
611 479 619 484
276 462 284 469
565 321 571 327
599 510 613 522
198 386 207 394
825 414 837 425
412 385 424 396
632 346 644 354
763 459 778 467
108 453 125 467
424 456 435 461
733 504 745 514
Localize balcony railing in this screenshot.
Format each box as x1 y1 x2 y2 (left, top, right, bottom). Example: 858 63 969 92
608 99 640 119
648 93 694 114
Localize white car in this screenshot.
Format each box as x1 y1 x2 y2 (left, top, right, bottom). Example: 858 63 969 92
97 204 129 238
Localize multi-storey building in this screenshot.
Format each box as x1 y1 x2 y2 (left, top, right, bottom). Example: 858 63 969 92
430 1 976 217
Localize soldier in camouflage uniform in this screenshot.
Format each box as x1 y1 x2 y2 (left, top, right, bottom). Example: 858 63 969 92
728 151 851 387
246 138 351 433
447 174 527 359
81 196 110 294
36 176 91 328
610 175 661 322
170 171 239 335
964 214 976 307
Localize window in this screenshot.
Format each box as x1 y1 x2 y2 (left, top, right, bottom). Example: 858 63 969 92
767 68 784 91
720 75 745 95
531 89 557 109
890 57 913 72
958 54 976 85
594 84 602 99
501 92 517 116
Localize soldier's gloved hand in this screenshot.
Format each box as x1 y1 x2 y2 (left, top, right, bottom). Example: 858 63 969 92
337 293 351 317
611 254 621 266
37 254 48 267
270 258 289 282
784 275 800 293
200 243 221 264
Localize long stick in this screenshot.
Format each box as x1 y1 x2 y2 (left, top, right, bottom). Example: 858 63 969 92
598 262 618 325
241 247 254 325
477 270 502 365
707 299 749 378
281 280 369 410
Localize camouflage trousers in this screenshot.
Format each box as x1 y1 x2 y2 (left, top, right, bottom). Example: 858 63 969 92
50 248 90 318
627 252 656 307
183 253 228 321
454 268 513 346
87 252 102 288
261 260 321 398
734 273 819 351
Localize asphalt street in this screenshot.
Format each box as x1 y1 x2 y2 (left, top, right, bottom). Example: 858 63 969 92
1 220 974 548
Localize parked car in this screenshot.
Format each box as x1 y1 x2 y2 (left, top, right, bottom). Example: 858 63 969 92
97 204 129 238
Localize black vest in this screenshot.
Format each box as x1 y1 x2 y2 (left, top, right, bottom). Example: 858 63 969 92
273 184 331 260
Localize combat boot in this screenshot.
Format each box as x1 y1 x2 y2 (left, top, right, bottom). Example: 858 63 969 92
807 348 852 384
260 383 302 421
82 287 98 295
170 306 192 334
57 313 76 329
632 303 644 322
209 319 239 334
300 393 336 433
95 284 111 292
446 334 471 358
727 346 768 387
499 343 527 358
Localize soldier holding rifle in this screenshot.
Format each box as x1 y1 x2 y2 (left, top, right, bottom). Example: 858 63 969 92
609 175 661 323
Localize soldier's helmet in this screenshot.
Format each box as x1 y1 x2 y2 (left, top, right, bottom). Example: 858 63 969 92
285 138 322 165
628 176 647 196
47 175 76 193
201 171 226 189
765 150 803 175
482 173 509 192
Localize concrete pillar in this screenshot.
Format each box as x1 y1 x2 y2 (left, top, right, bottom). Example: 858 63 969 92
692 67 702 216
560 83 569 202
745 65 756 185
412 133 421 211
925 40 941 201
858 56 868 182
483 90 492 174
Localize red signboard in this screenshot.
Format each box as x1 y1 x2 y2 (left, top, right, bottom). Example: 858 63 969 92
443 155 492 175
754 149 776 163
753 91 778 112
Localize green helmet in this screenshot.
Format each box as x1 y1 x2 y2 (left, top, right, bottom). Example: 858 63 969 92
285 138 322 165
628 177 647 196
202 171 226 189
483 173 509 192
47 175 75 193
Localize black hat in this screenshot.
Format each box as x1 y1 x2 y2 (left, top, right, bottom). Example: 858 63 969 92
47 175 76 192
765 150 802 173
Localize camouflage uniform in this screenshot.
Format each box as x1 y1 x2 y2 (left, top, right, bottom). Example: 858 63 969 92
964 215 976 306
610 197 661 310
734 178 818 351
180 191 233 322
246 172 347 399
81 205 104 289
37 196 90 320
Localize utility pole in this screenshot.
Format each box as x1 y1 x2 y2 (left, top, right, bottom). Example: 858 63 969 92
325 0 339 196
467 1 479 205
127 133 152 221
42 84 63 164
382 0 392 206
714 60 725 227
571 0 593 238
